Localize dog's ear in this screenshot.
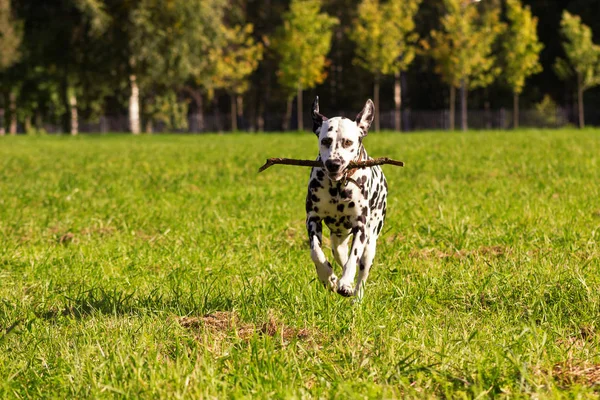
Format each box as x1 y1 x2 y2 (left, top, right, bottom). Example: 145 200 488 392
355 99 375 137
311 96 327 136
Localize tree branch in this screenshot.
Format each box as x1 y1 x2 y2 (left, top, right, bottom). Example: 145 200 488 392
258 157 404 173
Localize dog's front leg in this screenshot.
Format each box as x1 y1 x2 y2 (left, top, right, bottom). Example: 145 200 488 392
306 214 338 291
337 224 367 297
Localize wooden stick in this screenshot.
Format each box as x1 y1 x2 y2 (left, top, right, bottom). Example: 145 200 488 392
258 157 404 173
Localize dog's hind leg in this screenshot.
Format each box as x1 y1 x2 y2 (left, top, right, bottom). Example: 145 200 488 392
331 233 351 268
306 214 338 291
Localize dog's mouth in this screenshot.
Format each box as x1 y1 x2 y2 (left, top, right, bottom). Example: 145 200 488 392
325 170 346 182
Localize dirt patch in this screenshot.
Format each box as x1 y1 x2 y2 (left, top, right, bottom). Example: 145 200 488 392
177 311 314 342
552 362 600 387
58 232 75 245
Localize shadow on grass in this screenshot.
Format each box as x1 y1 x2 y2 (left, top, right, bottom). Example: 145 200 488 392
35 284 234 320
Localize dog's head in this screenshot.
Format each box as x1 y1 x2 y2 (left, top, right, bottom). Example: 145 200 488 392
311 96 375 181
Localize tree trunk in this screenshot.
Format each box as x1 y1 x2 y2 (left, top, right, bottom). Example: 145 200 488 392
374 76 380 132
513 92 519 129
460 79 467 131
24 115 32 134
193 90 204 132
449 85 455 131
236 95 243 130
297 83 303 131
129 74 140 134
577 73 585 129
394 71 402 132
69 91 78 135
9 91 17 135
283 97 293 131
0 107 5 136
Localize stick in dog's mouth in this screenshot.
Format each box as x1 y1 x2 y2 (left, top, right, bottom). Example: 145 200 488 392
258 157 404 173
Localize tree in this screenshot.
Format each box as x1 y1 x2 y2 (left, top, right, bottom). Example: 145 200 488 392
555 11 600 129
351 0 421 132
0 0 22 135
424 0 505 131
502 0 543 129
176 0 227 132
273 0 338 131
211 23 263 131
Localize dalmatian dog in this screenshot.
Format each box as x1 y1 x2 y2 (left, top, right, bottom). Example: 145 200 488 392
306 97 387 299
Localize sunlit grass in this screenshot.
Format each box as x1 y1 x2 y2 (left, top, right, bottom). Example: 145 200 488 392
1 129 599 397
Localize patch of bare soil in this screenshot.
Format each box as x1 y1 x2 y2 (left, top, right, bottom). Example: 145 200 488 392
551 363 600 387
544 330 600 387
177 311 314 343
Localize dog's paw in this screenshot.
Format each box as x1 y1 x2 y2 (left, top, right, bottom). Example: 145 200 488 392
336 280 354 297
326 275 338 292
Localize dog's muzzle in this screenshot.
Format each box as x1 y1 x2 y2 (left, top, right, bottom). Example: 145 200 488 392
324 160 345 181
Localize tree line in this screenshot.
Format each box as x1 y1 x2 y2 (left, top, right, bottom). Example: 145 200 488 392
1 0 600 135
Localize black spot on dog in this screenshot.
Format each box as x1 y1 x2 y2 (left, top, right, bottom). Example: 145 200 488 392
377 220 383 235
317 170 325 180
360 231 366 243
329 187 338 197
361 207 368 216
311 194 320 202
337 204 344 212
305 197 313 213
341 189 352 199
354 248 358 256
343 219 353 229
310 179 322 190
313 206 319 212
349 201 355 208
359 261 365 271
324 216 336 225
328 126 334 131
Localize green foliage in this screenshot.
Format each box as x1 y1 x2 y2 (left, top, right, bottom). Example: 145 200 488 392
144 91 189 130
0 0 22 70
533 94 560 127
554 11 600 90
1 131 600 396
273 0 338 96
211 24 264 95
502 0 543 95
424 0 505 89
351 0 422 77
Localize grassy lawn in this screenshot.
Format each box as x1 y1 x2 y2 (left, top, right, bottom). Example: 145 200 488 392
1 129 599 398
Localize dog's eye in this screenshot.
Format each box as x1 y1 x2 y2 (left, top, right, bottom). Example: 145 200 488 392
321 138 332 147
342 139 353 148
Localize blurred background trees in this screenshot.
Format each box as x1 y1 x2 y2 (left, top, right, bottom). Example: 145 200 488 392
1 0 600 133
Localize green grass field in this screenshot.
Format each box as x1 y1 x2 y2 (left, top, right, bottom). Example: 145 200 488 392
1 129 599 398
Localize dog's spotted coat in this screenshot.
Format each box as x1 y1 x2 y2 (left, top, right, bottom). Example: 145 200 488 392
306 97 387 298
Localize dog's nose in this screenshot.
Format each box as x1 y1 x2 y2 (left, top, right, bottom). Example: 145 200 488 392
325 159 342 173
